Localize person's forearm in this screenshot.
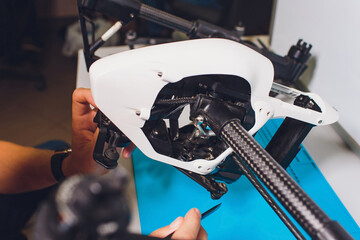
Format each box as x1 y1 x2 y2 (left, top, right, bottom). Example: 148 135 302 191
0 141 57 194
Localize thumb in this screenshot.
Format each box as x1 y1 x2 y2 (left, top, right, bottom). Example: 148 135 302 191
122 143 136 159
171 208 201 240
150 217 184 238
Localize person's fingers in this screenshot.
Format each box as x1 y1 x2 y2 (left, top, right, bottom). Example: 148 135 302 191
122 143 136 158
171 208 201 240
72 88 97 116
197 226 208 240
73 88 97 106
72 89 98 133
150 217 184 238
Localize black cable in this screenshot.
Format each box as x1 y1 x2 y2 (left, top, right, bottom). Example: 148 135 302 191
231 154 306 240
220 120 353 239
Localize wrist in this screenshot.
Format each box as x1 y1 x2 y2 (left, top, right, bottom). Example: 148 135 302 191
62 151 108 177
61 154 74 177
62 153 87 178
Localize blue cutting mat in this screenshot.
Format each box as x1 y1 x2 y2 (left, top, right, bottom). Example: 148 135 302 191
132 119 360 239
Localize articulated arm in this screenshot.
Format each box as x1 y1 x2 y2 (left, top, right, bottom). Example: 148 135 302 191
190 97 353 240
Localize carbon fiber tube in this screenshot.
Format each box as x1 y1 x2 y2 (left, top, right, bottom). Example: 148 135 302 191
139 4 193 33
220 120 353 239
231 154 306 240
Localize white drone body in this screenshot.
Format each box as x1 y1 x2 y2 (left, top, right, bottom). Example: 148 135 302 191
89 38 338 175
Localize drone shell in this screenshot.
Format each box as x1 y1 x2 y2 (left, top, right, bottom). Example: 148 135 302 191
89 38 338 174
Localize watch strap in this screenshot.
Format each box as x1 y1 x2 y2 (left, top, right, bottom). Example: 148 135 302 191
51 149 71 182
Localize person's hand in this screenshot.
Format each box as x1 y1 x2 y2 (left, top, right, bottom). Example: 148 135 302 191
150 208 208 240
63 88 135 176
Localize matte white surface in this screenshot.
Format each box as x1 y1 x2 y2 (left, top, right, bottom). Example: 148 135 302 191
271 0 360 145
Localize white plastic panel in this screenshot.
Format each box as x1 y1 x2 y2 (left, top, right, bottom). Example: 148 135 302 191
89 38 338 174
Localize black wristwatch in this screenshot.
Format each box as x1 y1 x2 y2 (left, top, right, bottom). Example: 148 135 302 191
51 148 72 182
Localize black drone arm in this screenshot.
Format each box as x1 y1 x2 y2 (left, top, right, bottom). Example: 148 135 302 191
78 0 311 85
190 95 353 240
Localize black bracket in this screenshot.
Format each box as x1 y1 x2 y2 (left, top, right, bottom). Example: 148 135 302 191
93 111 130 169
